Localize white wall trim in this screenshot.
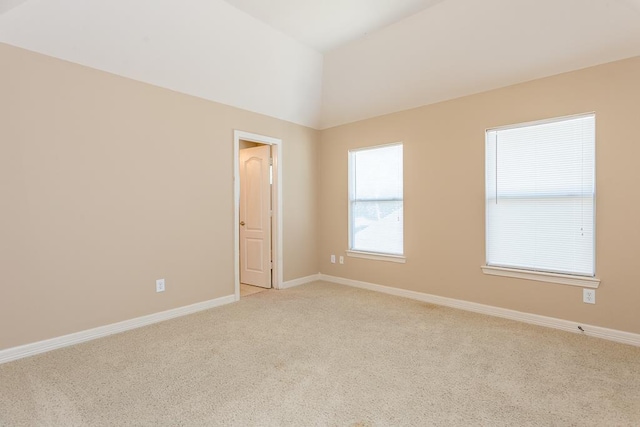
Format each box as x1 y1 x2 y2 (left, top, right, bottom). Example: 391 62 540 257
0 294 236 365
346 250 406 263
481 265 600 288
233 130 284 299
318 274 640 347
280 273 321 289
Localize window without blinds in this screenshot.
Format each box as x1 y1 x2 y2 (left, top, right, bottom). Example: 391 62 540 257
349 143 403 256
485 114 595 277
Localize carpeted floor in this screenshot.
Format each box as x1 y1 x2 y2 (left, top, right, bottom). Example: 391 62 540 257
1 281 639 426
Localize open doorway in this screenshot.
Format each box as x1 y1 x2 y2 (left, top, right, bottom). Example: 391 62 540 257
233 131 283 301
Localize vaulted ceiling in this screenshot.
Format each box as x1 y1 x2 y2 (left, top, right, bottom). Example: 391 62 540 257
2 0 639 129
222 0 446 52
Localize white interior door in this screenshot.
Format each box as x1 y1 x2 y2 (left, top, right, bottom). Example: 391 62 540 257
239 144 272 288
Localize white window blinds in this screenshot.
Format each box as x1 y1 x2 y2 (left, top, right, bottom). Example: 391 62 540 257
485 114 595 276
349 143 403 255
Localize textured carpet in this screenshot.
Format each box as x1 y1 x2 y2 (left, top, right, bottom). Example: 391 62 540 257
1 281 639 426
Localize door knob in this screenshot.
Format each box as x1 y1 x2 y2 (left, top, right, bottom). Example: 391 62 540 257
240 221 245 226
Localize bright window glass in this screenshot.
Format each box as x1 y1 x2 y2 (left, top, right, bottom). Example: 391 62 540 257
349 144 403 256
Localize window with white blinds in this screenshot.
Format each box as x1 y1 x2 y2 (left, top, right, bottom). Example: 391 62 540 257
485 114 595 277
349 143 403 256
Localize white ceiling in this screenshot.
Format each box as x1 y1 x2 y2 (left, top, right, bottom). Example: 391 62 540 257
320 0 640 128
0 0 324 128
222 0 446 52
0 0 26 14
1 0 639 129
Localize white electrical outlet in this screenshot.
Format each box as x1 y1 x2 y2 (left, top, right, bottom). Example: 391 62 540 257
330 255 336 264
339 256 344 264
156 278 165 293
583 289 595 304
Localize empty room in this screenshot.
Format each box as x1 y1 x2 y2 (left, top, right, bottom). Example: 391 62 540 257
1 0 640 425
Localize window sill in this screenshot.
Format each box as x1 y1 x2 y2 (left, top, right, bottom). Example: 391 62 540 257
346 250 406 264
481 265 600 288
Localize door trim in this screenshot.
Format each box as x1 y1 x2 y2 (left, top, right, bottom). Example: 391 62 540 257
233 130 283 300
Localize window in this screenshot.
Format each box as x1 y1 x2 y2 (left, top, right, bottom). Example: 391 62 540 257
484 114 596 282
348 143 404 260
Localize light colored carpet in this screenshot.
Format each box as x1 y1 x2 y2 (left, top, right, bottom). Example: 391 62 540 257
1 281 639 426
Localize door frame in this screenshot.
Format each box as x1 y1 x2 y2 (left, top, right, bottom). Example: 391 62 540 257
233 130 283 300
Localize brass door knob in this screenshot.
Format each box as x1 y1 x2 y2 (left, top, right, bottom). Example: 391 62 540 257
240 221 245 226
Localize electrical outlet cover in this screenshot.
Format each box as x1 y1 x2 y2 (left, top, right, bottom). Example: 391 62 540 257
583 289 595 304
156 279 165 293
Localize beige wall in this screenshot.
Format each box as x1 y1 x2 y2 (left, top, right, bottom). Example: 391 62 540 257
239 140 261 149
0 43 318 350
319 56 640 334
3 40 639 352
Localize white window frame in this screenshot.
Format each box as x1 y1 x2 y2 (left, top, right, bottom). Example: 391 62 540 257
347 142 406 263
482 113 600 288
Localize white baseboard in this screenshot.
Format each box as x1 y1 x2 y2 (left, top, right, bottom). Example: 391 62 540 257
5 274 637 365
318 274 640 347
0 294 236 365
280 273 321 289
